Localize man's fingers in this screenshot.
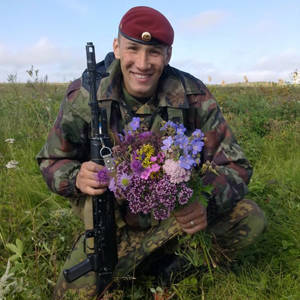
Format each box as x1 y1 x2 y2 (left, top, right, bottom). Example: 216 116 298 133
84 186 107 196
180 218 207 230
175 208 206 225
173 204 194 217
76 161 108 194
83 179 107 188
182 222 207 234
174 201 208 234
80 162 102 175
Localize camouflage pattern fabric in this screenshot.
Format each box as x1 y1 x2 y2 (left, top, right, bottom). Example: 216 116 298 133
53 198 266 299
36 55 260 298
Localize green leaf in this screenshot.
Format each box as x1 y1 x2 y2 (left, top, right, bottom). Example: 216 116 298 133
16 238 24 256
190 277 198 285
6 243 18 254
9 254 19 262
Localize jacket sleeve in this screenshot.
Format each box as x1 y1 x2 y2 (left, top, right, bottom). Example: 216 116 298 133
188 86 253 223
36 79 90 197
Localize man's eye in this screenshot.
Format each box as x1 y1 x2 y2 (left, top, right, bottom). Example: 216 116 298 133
150 49 162 55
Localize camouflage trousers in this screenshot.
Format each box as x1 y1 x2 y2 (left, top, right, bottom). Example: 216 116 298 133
53 199 266 299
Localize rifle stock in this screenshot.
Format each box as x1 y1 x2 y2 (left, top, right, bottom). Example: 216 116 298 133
63 42 118 296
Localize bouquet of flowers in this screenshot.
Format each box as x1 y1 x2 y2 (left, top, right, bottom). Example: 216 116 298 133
98 117 212 220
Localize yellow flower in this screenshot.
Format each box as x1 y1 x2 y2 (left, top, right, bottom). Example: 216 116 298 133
137 144 155 168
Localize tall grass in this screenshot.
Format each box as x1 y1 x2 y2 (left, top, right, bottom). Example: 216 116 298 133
0 81 299 299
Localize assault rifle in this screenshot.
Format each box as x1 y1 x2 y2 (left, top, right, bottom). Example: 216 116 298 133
63 42 118 296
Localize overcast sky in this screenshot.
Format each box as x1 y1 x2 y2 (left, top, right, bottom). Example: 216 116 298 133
0 0 299 84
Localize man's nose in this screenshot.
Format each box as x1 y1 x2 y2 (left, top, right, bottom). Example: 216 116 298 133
136 51 150 70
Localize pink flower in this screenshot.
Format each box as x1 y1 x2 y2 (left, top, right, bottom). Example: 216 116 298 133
150 163 160 173
157 152 165 163
140 163 160 180
141 168 152 180
163 159 191 184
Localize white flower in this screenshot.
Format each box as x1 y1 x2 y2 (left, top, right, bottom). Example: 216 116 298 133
5 138 15 144
5 160 19 169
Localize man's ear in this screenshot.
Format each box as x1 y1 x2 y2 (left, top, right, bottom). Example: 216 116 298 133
165 46 172 65
113 38 120 59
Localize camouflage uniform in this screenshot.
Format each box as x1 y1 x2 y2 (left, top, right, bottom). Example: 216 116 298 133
37 53 266 299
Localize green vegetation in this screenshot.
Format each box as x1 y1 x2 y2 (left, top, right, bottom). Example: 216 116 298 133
0 80 299 299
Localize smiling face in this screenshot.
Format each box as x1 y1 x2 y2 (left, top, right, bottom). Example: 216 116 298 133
113 35 172 98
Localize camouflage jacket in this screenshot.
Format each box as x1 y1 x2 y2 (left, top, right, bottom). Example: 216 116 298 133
36 53 252 223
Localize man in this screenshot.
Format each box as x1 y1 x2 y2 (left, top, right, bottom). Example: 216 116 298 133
37 6 266 299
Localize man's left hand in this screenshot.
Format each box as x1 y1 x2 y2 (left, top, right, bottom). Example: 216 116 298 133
174 202 207 234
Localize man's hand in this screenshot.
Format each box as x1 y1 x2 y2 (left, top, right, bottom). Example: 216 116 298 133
76 161 108 196
174 202 207 234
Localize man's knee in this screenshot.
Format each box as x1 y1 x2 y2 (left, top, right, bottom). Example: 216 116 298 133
230 199 267 249
209 199 267 251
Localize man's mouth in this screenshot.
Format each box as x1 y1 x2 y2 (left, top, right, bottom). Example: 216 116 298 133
131 72 152 80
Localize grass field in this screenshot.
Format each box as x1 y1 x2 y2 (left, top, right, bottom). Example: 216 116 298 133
0 80 299 299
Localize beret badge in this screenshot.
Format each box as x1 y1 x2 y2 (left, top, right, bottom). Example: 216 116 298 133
141 32 151 42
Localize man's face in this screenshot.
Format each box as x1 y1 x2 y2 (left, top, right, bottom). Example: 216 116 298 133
113 35 172 98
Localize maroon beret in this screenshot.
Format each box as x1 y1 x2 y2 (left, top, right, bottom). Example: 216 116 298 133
119 6 174 46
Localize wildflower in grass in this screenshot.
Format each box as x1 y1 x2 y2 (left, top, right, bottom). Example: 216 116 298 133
5 138 15 144
5 160 19 169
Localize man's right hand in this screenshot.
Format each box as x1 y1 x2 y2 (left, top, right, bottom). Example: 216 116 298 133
75 161 108 196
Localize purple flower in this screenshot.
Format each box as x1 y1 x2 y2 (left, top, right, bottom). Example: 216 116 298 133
108 177 117 193
129 117 140 131
178 184 193 205
179 155 196 170
150 156 157 162
157 151 165 163
161 136 173 151
130 159 144 175
191 138 204 155
150 163 160 173
140 167 152 180
139 131 152 139
119 173 132 189
176 124 186 135
174 134 189 149
192 129 204 138
97 167 110 184
160 120 178 131
125 133 134 143
118 133 124 142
